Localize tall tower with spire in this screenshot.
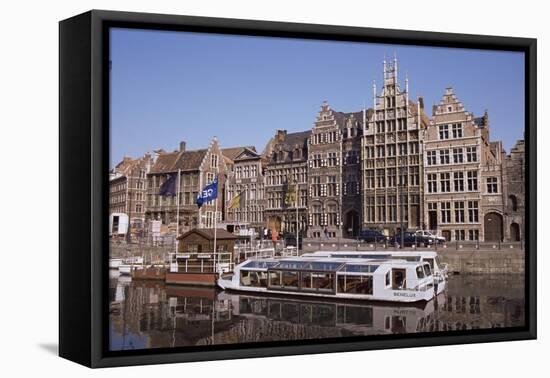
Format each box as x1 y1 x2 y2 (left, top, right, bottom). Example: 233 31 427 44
360 56 429 234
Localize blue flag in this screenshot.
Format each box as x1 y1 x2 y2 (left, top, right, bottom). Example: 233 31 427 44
196 176 218 208
158 173 177 197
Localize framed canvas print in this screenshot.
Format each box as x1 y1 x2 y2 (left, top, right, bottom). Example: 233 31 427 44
59 10 536 368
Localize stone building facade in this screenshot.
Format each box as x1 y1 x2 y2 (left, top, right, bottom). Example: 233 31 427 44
503 140 525 241
361 57 429 235
224 147 267 232
263 130 310 237
145 138 230 233
306 102 363 238
109 153 154 233
424 88 505 242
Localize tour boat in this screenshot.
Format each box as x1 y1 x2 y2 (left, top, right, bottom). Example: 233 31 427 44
302 250 448 295
217 256 438 303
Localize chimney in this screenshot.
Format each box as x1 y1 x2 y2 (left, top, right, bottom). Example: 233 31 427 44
276 129 287 142
179 141 186 152
418 96 424 110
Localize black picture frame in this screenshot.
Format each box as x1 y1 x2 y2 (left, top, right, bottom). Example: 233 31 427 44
59 9 537 368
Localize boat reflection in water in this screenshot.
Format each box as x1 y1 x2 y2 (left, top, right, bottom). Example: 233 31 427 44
109 274 524 351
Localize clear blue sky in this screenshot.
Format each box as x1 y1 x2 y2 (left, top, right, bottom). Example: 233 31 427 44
110 27 524 167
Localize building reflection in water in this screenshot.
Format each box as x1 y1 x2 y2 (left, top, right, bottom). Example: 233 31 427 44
109 273 524 351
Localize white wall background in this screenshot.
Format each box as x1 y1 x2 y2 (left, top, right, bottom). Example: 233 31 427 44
0 0 546 375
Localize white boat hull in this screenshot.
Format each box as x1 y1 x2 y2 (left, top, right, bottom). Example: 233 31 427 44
217 278 434 303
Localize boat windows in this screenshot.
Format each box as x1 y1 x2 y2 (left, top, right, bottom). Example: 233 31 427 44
392 269 406 290
275 261 343 271
416 266 425 279
342 264 379 273
240 270 267 287
423 264 432 276
301 272 334 292
337 275 373 295
242 260 278 269
268 270 299 289
424 258 435 270
385 271 391 286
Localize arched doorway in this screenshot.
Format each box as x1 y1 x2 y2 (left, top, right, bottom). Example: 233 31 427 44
510 223 520 242
344 210 360 238
484 212 503 242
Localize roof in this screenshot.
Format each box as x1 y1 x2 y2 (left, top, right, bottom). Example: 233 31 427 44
173 149 208 171
149 149 208 174
149 151 180 174
222 146 256 161
276 130 311 151
177 228 237 240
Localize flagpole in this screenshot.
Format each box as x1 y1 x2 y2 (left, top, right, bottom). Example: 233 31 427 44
213 170 219 277
175 169 181 253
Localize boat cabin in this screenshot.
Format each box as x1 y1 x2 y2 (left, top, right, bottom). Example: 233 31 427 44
221 257 436 302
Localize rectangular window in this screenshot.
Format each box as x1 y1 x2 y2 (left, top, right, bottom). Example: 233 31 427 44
453 172 464 192
468 201 479 222
366 196 375 222
440 149 450 164
441 202 451 224
468 230 480 241
452 123 463 138
388 195 397 222
440 173 451 192
427 173 437 193
377 196 386 222
376 169 385 188
409 166 419 186
366 170 375 189
454 201 465 223
387 144 396 157
487 177 498 193
427 150 436 165
453 148 463 163
454 230 465 241
387 168 396 187
467 171 478 191
466 146 478 162
211 154 218 168
337 275 373 295
399 143 408 156
439 125 449 140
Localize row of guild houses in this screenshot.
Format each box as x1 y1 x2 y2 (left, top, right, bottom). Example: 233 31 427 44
109 57 525 242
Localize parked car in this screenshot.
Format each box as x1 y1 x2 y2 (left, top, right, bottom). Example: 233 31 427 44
282 233 303 249
358 229 389 243
415 230 446 244
392 231 433 247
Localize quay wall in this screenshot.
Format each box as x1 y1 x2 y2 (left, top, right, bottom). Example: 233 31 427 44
111 239 526 274
301 238 525 274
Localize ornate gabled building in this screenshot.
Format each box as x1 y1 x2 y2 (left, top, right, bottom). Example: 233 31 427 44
306 102 364 238
362 57 429 235
145 138 229 233
424 88 505 242
109 153 154 233
224 147 267 232
263 129 310 236
503 140 525 242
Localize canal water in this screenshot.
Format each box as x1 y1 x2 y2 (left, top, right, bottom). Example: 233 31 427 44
109 273 525 351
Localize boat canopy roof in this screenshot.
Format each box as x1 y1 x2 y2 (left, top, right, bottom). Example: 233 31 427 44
240 257 423 274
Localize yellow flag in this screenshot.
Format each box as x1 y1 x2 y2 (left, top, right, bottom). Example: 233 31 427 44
228 191 242 209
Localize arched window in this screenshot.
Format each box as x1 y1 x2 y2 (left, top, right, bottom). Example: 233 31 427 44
509 195 518 211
